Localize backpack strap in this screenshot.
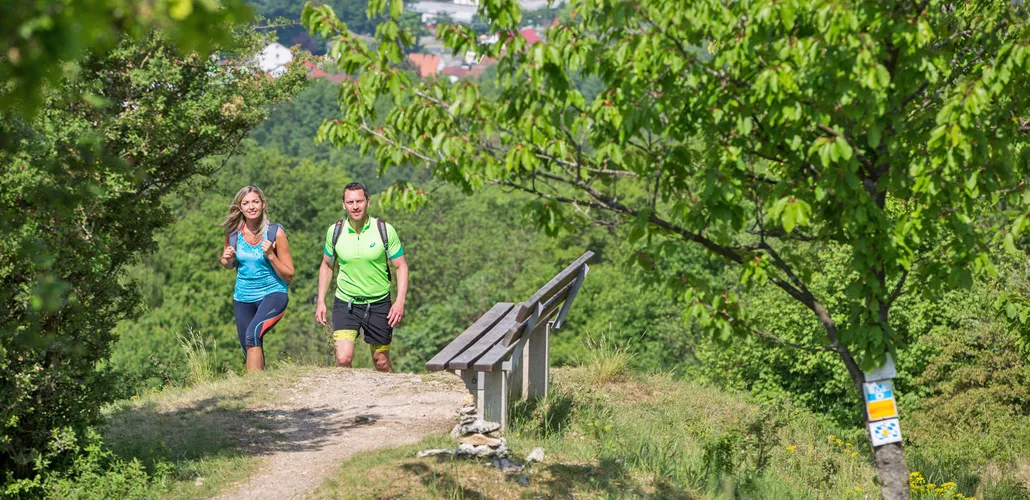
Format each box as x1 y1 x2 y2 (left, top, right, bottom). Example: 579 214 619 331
266 222 280 244
228 228 240 268
377 218 392 283
330 219 345 265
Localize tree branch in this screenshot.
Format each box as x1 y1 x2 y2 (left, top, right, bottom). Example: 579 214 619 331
693 295 837 353
887 269 909 306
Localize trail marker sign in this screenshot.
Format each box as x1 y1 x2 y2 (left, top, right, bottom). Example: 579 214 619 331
866 399 899 421
863 380 899 421
863 380 893 403
869 418 903 447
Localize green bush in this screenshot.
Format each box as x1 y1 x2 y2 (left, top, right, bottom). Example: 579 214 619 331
3 428 171 499
0 30 305 487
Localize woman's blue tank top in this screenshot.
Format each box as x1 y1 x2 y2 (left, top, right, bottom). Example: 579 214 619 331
234 227 288 303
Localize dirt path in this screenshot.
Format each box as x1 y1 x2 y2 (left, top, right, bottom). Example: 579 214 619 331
213 369 468 500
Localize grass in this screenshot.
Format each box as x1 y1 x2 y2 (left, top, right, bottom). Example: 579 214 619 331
579 331 634 386
308 367 883 499
176 326 215 386
77 350 1029 499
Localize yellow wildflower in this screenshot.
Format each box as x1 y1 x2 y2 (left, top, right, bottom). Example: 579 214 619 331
786 445 797 452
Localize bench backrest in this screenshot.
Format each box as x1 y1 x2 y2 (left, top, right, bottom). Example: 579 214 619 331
424 250 594 372
502 250 593 346
513 251 595 324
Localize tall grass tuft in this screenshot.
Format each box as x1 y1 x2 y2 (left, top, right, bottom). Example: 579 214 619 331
176 326 214 386
580 331 633 385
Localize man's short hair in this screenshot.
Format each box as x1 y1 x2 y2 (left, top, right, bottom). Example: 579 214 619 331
343 182 369 200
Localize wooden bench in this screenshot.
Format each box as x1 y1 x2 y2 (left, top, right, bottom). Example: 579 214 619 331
425 251 594 429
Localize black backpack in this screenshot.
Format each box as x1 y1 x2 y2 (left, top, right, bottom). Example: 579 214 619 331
329 218 391 282
228 223 281 268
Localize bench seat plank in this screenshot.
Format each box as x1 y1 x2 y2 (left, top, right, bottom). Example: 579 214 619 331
473 337 520 372
425 302 513 371
446 306 521 370
515 251 594 322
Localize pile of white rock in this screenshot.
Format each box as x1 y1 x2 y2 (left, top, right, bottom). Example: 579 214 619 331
416 404 545 474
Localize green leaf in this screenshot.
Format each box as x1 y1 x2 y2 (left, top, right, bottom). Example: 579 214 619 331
1005 232 1018 254
628 209 651 243
781 198 811 233
875 64 891 88
780 5 796 30
835 136 853 161
867 124 881 148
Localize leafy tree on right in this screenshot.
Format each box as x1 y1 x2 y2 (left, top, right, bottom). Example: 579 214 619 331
304 1 1030 497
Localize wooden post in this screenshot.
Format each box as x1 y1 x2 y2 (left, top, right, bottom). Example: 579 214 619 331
457 370 478 409
506 338 527 403
526 320 552 399
522 338 530 399
476 369 486 420
483 369 508 429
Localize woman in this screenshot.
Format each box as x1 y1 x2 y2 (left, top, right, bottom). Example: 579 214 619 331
220 186 294 371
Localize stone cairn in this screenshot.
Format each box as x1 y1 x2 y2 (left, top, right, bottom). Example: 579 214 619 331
417 403 544 474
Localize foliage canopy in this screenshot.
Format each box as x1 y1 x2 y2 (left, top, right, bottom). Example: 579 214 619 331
0 0 255 114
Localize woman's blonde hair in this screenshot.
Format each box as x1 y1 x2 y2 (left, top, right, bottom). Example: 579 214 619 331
221 186 269 240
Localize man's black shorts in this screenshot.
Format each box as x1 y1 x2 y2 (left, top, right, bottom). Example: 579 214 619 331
332 296 393 346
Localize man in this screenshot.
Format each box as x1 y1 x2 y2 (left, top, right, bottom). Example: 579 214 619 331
315 182 409 372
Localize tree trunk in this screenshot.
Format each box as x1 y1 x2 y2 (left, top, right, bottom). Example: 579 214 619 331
815 302 909 500
873 441 910 499
841 353 909 500
847 355 910 500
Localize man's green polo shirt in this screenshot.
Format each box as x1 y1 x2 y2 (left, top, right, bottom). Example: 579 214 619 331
323 217 403 303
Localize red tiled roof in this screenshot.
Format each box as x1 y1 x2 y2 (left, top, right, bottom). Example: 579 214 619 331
519 28 542 45
441 66 470 78
408 53 441 78
440 64 489 80
324 73 350 84
304 60 328 79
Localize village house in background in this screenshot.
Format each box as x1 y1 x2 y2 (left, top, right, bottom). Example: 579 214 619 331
407 0 556 83
256 42 293 78
409 0 553 23
261 0 559 83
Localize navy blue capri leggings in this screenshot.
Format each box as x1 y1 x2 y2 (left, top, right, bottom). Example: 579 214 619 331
233 292 288 353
